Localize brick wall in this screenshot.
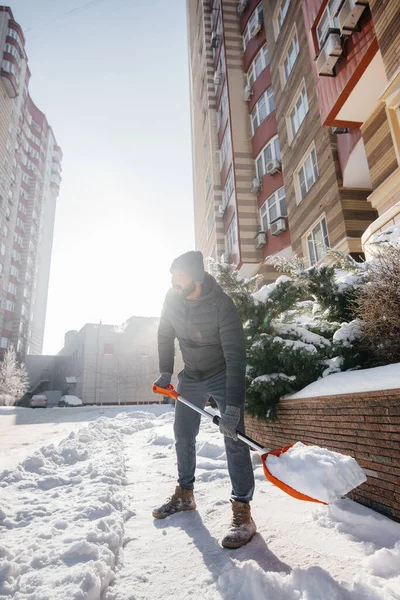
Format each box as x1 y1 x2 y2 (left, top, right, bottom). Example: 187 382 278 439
244 389 400 522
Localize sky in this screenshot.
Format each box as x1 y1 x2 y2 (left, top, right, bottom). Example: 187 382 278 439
9 0 195 354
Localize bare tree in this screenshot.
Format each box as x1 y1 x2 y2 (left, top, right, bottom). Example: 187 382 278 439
0 345 29 406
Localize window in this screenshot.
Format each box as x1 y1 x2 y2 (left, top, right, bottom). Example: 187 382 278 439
19 202 27 214
274 0 290 38
260 188 287 231
22 173 30 184
0 243 5 256
316 0 341 49
281 28 299 85
247 45 269 87
207 210 214 240
223 169 234 208
226 215 237 253
288 84 309 141
5 300 15 312
11 249 20 262
205 174 211 198
219 124 231 168
0 337 9 349
243 3 263 50
16 217 25 230
296 146 319 201
8 282 17 295
307 218 329 265
7 28 23 48
10 266 19 278
203 141 209 167
251 88 275 134
217 83 228 129
104 344 114 355
4 43 20 65
255 136 281 179
2 60 19 85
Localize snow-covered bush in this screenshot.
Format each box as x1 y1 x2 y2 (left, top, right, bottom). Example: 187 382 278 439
211 256 368 419
0 345 29 405
352 243 400 364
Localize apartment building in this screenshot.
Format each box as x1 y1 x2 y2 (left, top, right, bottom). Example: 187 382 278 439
0 6 62 357
301 0 400 250
188 0 399 275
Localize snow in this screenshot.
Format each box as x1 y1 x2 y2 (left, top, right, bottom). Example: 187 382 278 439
252 275 292 305
1 405 400 599
333 320 363 347
273 336 318 353
287 362 400 399
371 224 400 245
273 323 331 348
266 442 367 504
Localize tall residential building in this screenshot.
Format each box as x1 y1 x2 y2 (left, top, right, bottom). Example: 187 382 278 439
0 7 62 357
187 0 399 278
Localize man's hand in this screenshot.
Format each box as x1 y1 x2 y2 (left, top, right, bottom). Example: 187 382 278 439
219 405 241 440
153 373 172 390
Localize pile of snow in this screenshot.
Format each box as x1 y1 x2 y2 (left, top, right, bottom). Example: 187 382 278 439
287 362 400 398
266 442 367 504
333 319 363 346
60 395 83 406
0 412 156 599
372 224 400 245
273 323 331 348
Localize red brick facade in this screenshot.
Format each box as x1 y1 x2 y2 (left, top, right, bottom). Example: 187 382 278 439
245 389 400 522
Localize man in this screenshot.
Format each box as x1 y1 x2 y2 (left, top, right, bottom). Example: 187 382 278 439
153 251 256 549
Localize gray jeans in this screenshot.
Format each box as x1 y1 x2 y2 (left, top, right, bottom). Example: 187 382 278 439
174 369 255 503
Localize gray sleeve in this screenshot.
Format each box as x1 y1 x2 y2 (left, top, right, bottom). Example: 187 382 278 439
218 294 246 407
158 300 176 375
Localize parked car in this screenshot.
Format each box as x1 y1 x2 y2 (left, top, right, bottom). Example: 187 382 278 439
58 395 83 407
29 394 47 409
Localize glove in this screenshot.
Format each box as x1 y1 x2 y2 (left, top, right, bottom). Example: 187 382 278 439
153 372 172 390
219 405 241 440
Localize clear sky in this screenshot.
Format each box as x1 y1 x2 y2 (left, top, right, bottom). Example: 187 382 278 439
10 0 195 354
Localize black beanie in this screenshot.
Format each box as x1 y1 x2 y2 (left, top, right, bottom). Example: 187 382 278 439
170 251 205 283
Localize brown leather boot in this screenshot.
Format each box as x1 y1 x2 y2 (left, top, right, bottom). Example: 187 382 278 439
152 486 196 519
221 500 257 549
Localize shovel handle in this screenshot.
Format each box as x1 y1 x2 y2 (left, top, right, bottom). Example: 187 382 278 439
152 384 268 453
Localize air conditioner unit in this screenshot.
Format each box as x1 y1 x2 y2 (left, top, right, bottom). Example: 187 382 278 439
316 32 342 76
221 252 230 263
251 177 262 194
270 217 287 236
251 19 262 38
338 0 368 34
237 0 249 15
213 71 221 86
254 230 267 249
266 159 281 175
244 84 253 102
211 32 220 49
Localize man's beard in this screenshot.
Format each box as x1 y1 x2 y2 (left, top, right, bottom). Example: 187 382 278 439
173 281 196 299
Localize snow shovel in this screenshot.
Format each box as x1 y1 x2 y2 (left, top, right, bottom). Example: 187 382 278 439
152 384 329 505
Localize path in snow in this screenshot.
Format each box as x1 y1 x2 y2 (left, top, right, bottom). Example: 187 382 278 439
0 407 399 600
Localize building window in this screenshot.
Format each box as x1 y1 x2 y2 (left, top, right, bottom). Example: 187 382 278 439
219 124 231 168
4 43 20 65
247 45 269 87
207 210 214 240
5 300 15 312
226 215 237 253
0 337 9 349
281 27 299 86
1 243 5 256
316 0 342 50
7 27 23 48
296 145 319 201
307 218 329 265
2 60 19 85
255 136 281 179
223 169 235 209
243 3 264 50
7 282 17 295
205 174 211 198
10 266 18 277
288 83 309 142
251 88 275 134
104 343 114 355
217 83 228 130
260 187 287 231
274 0 290 38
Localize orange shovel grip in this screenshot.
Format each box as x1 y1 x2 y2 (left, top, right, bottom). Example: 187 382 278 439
152 384 179 400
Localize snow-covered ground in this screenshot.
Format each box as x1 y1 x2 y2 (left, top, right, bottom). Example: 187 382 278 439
1 406 400 599
287 362 400 399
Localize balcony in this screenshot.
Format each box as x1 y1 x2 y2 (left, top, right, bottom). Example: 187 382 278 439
1 66 18 98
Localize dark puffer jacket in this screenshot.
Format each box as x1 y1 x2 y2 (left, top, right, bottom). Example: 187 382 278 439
158 274 246 407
